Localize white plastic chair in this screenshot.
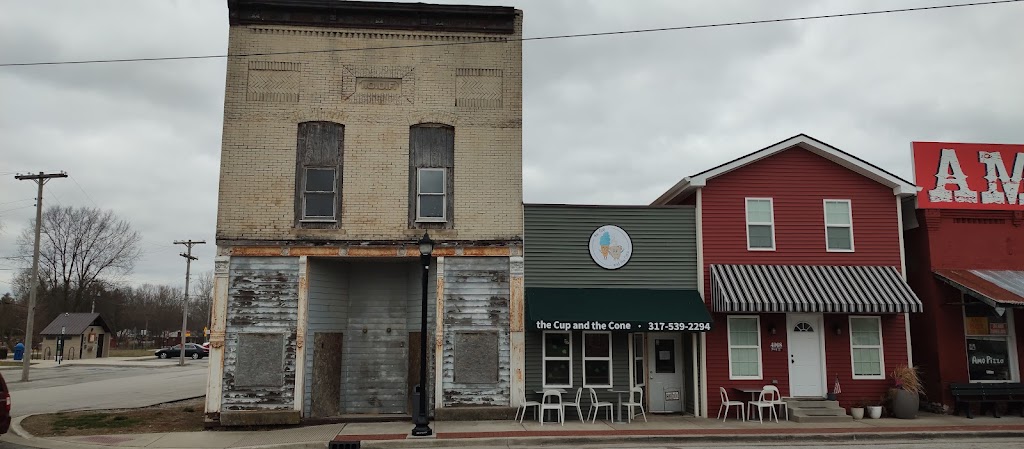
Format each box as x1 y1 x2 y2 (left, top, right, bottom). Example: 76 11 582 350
623 386 647 422
748 386 780 423
587 387 614 423
563 388 585 422
717 387 746 421
539 389 564 425
514 389 540 423
764 385 788 421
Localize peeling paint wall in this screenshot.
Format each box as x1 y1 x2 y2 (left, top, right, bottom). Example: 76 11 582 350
223 256 299 411
442 256 510 406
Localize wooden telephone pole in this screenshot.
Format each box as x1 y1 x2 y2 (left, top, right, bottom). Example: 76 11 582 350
14 171 67 382
174 239 205 366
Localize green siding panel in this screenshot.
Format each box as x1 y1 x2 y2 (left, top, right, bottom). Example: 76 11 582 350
524 205 698 290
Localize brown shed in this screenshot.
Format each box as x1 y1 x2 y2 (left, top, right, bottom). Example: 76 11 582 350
39 313 112 360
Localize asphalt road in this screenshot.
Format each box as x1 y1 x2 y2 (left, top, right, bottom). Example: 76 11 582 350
2 360 207 417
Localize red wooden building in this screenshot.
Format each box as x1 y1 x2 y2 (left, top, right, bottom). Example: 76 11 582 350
904 141 1024 410
653 134 922 419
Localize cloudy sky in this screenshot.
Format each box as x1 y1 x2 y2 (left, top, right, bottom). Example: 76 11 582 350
1 0 1022 292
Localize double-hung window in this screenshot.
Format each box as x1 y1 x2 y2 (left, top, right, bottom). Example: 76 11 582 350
850 316 884 378
745 198 775 250
542 331 572 388
824 199 854 251
416 168 446 222
303 167 337 220
728 316 761 379
583 332 612 388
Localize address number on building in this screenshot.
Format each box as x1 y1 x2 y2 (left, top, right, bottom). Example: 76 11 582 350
646 322 711 331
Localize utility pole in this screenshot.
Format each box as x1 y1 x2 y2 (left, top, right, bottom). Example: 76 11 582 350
15 171 67 382
174 239 205 366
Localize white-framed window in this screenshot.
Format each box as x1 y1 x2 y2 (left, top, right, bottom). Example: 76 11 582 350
542 331 572 388
963 294 1019 382
416 167 446 222
583 332 612 388
745 198 775 250
850 316 885 379
824 199 854 251
629 333 645 388
302 167 336 220
728 316 762 379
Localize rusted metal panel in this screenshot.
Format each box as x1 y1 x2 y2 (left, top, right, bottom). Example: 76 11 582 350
232 247 285 256
310 332 343 418
348 246 400 257
441 257 510 406
223 256 300 411
463 247 511 257
290 247 341 256
433 247 457 257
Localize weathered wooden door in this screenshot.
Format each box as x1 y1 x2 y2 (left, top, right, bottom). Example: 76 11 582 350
311 332 343 418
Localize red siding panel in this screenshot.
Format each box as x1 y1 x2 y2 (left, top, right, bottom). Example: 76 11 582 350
699 146 908 415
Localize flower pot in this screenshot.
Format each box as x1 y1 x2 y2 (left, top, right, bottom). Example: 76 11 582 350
867 405 882 419
891 389 919 419
851 407 865 419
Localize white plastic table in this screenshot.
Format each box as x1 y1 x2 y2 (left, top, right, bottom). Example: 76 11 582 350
608 389 631 423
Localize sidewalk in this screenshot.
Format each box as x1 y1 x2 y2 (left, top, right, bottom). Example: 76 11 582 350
1 356 186 370
6 412 1024 449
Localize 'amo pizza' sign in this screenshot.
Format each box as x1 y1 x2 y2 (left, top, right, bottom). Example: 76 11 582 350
913 142 1024 210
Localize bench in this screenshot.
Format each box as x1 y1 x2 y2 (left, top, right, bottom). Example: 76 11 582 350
950 382 1024 418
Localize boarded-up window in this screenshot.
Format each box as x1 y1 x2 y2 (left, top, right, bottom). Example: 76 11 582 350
454 331 498 384
295 122 344 228
409 124 454 229
235 333 287 387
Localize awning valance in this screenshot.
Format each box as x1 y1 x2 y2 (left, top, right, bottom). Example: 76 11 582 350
935 269 1024 307
525 288 712 332
711 264 922 314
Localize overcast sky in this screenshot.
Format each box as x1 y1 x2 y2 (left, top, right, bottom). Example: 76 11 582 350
1 0 1023 292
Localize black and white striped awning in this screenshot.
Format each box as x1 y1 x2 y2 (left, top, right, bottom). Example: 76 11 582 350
711 264 922 314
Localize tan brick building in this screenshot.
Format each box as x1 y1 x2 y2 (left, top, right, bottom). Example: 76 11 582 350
206 0 524 426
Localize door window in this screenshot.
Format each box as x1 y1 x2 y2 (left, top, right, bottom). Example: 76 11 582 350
654 339 676 373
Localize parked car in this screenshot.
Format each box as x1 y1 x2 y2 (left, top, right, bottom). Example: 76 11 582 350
154 343 208 360
201 342 210 351
1 370 10 435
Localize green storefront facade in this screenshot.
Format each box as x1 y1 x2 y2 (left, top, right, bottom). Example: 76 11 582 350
523 204 710 420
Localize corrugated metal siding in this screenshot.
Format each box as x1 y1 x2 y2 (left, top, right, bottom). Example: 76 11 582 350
303 259 349 417
343 262 411 414
524 205 697 289
224 256 299 411
523 331 629 405
442 257 510 406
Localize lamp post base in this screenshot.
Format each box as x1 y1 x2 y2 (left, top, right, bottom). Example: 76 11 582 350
411 423 433 437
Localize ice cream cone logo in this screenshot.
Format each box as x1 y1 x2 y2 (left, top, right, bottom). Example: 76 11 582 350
599 231 611 259
590 225 633 270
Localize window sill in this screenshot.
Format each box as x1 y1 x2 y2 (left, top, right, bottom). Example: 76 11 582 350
826 248 855 253
851 375 885 380
746 247 776 251
729 376 763 381
300 219 338 223
415 218 447 223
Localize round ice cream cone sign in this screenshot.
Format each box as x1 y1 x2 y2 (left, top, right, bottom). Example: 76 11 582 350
589 225 632 270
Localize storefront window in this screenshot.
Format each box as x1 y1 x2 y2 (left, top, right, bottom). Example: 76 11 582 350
728 316 761 379
583 332 612 387
850 316 884 378
543 332 572 387
631 334 645 387
964 296 1015 382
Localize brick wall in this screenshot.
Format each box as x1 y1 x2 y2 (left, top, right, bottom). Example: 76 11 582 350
216 14 524 242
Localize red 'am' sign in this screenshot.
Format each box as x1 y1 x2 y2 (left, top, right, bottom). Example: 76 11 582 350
913 141 1024 210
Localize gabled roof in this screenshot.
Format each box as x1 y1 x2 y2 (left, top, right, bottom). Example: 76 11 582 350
39 313 111 336
651 134 919 205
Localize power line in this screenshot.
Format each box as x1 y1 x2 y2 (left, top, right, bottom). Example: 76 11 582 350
1 0 1020 68
69 175 100 208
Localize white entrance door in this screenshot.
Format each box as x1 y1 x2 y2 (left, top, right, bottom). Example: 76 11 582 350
787 313 826 397
647 333 683 412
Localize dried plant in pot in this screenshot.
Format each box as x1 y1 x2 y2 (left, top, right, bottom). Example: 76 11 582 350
889 364 922 419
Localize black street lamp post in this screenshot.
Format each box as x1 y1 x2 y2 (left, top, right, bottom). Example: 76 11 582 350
412 232 434 437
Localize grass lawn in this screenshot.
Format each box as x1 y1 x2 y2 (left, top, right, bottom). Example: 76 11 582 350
21 397 205 436
107 348 157 357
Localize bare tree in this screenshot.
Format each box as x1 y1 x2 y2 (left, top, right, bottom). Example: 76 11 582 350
190 270 214 338
17 206 142 312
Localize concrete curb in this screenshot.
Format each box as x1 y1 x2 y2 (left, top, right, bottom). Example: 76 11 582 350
358 429 1024 448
